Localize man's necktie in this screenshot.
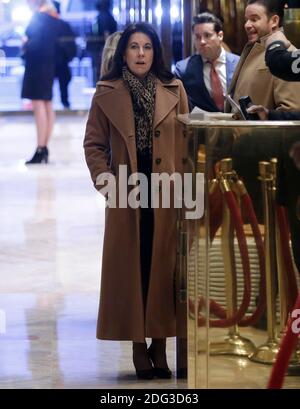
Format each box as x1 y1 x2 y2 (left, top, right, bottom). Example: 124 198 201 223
210 61 224 112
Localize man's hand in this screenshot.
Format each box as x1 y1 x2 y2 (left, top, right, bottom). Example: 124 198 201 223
247 105 269 120
265 31 291 49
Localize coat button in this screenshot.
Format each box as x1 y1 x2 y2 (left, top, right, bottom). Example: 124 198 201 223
182 158 188 164
155 158 161 165
154 130 160 137
183 130 187 138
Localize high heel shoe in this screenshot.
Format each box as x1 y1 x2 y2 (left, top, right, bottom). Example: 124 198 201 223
132 342 154 380
25 147 48 164
148 343 172 379
135 368 155 380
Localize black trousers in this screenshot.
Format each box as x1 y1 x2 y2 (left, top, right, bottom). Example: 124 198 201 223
138 150 154 310
55 63 71 107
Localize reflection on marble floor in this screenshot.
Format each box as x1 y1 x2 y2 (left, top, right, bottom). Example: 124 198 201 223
207 327 300 389
187 324 300 389
0 115 183 389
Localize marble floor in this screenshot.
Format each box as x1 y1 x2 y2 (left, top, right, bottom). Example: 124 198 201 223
0 114 299 389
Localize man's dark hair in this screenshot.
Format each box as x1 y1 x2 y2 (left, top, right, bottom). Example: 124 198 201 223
102 22 174 82
246 0 285 26
96 0 112 12
192 12 223 33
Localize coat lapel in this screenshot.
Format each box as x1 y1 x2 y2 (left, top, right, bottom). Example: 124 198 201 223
95 80 135 140
154 80 179 129
95 78 179 136
225 43 253 112
227 43 253 96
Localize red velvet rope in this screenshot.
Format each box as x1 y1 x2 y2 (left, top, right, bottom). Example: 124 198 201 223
193 176 297 330
206 191 266 326
199 190 266 327
238 193 266 326
194 189 262 327
268 294 300 389
205 190 251 328
191 170 296 330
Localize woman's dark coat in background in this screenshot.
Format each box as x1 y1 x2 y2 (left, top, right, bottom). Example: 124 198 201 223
21 12 62 101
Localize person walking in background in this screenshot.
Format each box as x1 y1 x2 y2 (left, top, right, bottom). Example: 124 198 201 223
84 22 189 380
86 0 117 85
21 0 62 164
171 20 183 64
100 31 122 78
53 1 77 109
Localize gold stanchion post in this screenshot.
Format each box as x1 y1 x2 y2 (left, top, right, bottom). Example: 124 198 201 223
210 158 255 356
249 161 280 364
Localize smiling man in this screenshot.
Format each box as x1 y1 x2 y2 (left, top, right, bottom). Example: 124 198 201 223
225 1 300 234
226 0 300 112
175 12 239 112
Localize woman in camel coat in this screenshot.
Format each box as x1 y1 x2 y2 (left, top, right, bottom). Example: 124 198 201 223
84 22 188 380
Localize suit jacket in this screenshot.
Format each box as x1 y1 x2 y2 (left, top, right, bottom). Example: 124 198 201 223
226 34 300 112
174 51 240 111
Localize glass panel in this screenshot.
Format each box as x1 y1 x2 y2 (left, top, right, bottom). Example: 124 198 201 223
178 115 300 388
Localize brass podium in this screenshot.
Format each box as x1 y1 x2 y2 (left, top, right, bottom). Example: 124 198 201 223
176 114 300 388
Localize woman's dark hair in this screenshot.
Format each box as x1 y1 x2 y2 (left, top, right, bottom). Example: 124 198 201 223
102 22 174 82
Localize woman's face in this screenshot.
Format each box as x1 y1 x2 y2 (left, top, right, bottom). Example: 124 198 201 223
124 32 154 79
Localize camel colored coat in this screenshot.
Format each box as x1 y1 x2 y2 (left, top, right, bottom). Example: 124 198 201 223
84 78 189 342
226 33 300 112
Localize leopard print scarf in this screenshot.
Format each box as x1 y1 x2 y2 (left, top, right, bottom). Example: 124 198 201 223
122 66 156 155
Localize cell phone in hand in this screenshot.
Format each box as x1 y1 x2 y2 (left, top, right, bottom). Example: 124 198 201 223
238 96 259 120
225 94 246 119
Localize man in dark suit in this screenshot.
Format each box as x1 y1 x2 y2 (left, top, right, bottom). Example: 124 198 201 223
174 12 239 112
53 1 77 109
86 0 117 85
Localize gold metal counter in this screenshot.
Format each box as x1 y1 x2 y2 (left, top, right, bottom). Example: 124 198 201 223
177 114 300 388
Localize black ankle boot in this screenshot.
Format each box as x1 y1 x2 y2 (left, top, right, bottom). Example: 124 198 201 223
148 343 172 379
132 342 154 380
25 147 48 165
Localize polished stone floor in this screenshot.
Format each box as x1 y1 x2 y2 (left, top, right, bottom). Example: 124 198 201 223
0 114 299 389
